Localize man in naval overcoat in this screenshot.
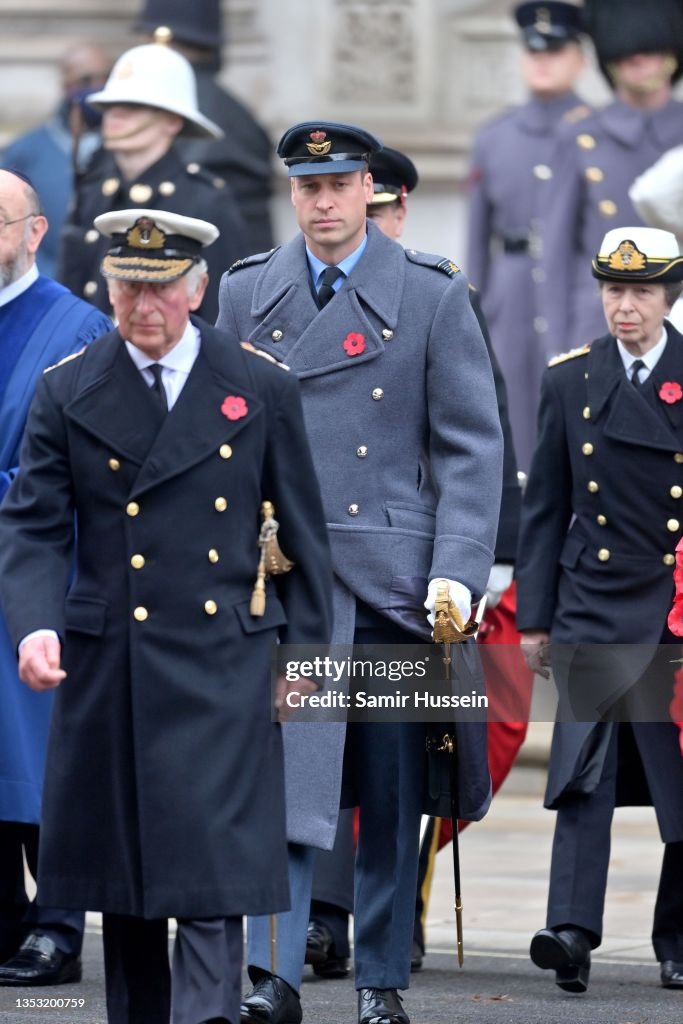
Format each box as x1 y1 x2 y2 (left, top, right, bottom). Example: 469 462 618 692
0 208 333 1024
217 121 503 1024
517 225 683 994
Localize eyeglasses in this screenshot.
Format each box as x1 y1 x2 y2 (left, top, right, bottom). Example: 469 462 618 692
0 214 37 235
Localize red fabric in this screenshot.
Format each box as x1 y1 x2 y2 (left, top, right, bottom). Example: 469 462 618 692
667 538 683 752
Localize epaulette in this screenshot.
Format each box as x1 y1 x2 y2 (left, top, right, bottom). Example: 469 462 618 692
228 248 279 275
562 103 592 125
240 341 290 371
548 344 590 367
405 249 460 277
43 348 86 374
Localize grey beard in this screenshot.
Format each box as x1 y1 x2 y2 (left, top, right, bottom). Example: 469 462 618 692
0 253 26 290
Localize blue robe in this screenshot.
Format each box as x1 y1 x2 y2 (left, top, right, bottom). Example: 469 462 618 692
0 275 111 824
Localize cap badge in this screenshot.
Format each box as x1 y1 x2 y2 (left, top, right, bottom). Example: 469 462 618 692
607 240 647 272
127 218 166 250
534 7 551 32
307 130 332 156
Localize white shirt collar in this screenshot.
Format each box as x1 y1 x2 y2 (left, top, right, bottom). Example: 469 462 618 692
124 320 200 374
0 264 39 308
616 328 668 374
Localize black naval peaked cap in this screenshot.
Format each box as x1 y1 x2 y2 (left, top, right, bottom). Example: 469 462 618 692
584 0 683 84
277 121 383 177
514 2 584 52
368 147 419 205
134 0 223 49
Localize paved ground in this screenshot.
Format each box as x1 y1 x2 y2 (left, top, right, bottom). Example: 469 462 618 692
2 764 681 1023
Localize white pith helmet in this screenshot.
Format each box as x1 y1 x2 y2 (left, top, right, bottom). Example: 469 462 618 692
87 42 223 139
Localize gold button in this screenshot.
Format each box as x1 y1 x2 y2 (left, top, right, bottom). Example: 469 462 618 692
348 504 359 516
382 329 394 340
372 388 384 401
663 554 676 566
214 497 228 512
667 518 680 533
204 599 218 615
533 316 548 333
671 485 683 499
219 444 233 459
133 606 148 622
597 514 607 526
208 549 219 564
597 548 610 562
159 181 176 196
187 162 201 174
583 406 591 420
213 177 225 189
587 481 599 493
577 133 596 150
131 554 145 569
84 281 97 297
675 453 683 464
585 167 604 182
582 443 594 456
129 183 153 203
356 446 368 458
599 199 617 217
108 458 121 471
85 228 99 243
533 164 552 180
271 329 283 341
101 177 119 196
126 502 140 517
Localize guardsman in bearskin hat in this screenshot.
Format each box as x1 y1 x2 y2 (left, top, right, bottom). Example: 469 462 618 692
538 0 683 358
57 37 248 323
467 1 589 470
517 225 683 993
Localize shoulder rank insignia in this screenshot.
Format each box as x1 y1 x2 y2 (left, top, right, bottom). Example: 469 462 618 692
563 103 592 125
240 341 290 371
228 248 280 275
548 344 590 367
405 249 460 276
43 347 86 374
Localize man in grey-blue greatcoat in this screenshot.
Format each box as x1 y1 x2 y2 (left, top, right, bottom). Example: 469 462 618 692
216 121 503 1024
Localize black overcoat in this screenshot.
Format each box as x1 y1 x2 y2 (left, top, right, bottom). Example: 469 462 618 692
516 326 683 840
0 319 333 918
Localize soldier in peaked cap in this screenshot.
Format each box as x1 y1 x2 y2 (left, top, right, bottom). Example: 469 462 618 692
133 0 274 252
537 0 683 360
217 121 503 1024
0 207 333 1024
467 1 589 471
57 38 249 324
517 226 683 994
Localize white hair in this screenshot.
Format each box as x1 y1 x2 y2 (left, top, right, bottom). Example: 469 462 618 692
184 258 208 297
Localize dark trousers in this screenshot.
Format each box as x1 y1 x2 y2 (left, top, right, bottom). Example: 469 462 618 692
0 821 84 961
547 724 683 960
102 913 242 1024
311 808 355 956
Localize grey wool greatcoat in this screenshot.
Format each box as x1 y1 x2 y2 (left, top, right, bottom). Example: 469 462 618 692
516 326 683 842
0 318 333 919
217 220 504 847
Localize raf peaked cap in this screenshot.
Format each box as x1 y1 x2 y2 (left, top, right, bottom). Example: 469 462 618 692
514 1 584 52
95 208 219 283
277 121 383 176
592 226 683 283
368 146 419 205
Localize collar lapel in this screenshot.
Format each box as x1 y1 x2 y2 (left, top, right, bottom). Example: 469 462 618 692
649 326 683 432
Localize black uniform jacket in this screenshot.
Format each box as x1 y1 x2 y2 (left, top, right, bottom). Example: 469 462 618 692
0 319 333 918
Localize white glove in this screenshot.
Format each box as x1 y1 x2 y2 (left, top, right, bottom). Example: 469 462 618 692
424 578 472 628
485 563 514 609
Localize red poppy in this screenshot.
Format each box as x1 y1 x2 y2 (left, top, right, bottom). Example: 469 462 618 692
668 595 683 637
659 381 683 404
221 395 248 421
343 332 365 357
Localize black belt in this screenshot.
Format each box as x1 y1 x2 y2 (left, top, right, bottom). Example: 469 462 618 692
499 234 530 254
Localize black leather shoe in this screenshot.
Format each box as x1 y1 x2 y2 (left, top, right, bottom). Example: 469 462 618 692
358 987 409 1024
661 960 683 989
0 934 82 986
410 939 424 972
530 927 591 993
305 920 350 978
240 973 302 1024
